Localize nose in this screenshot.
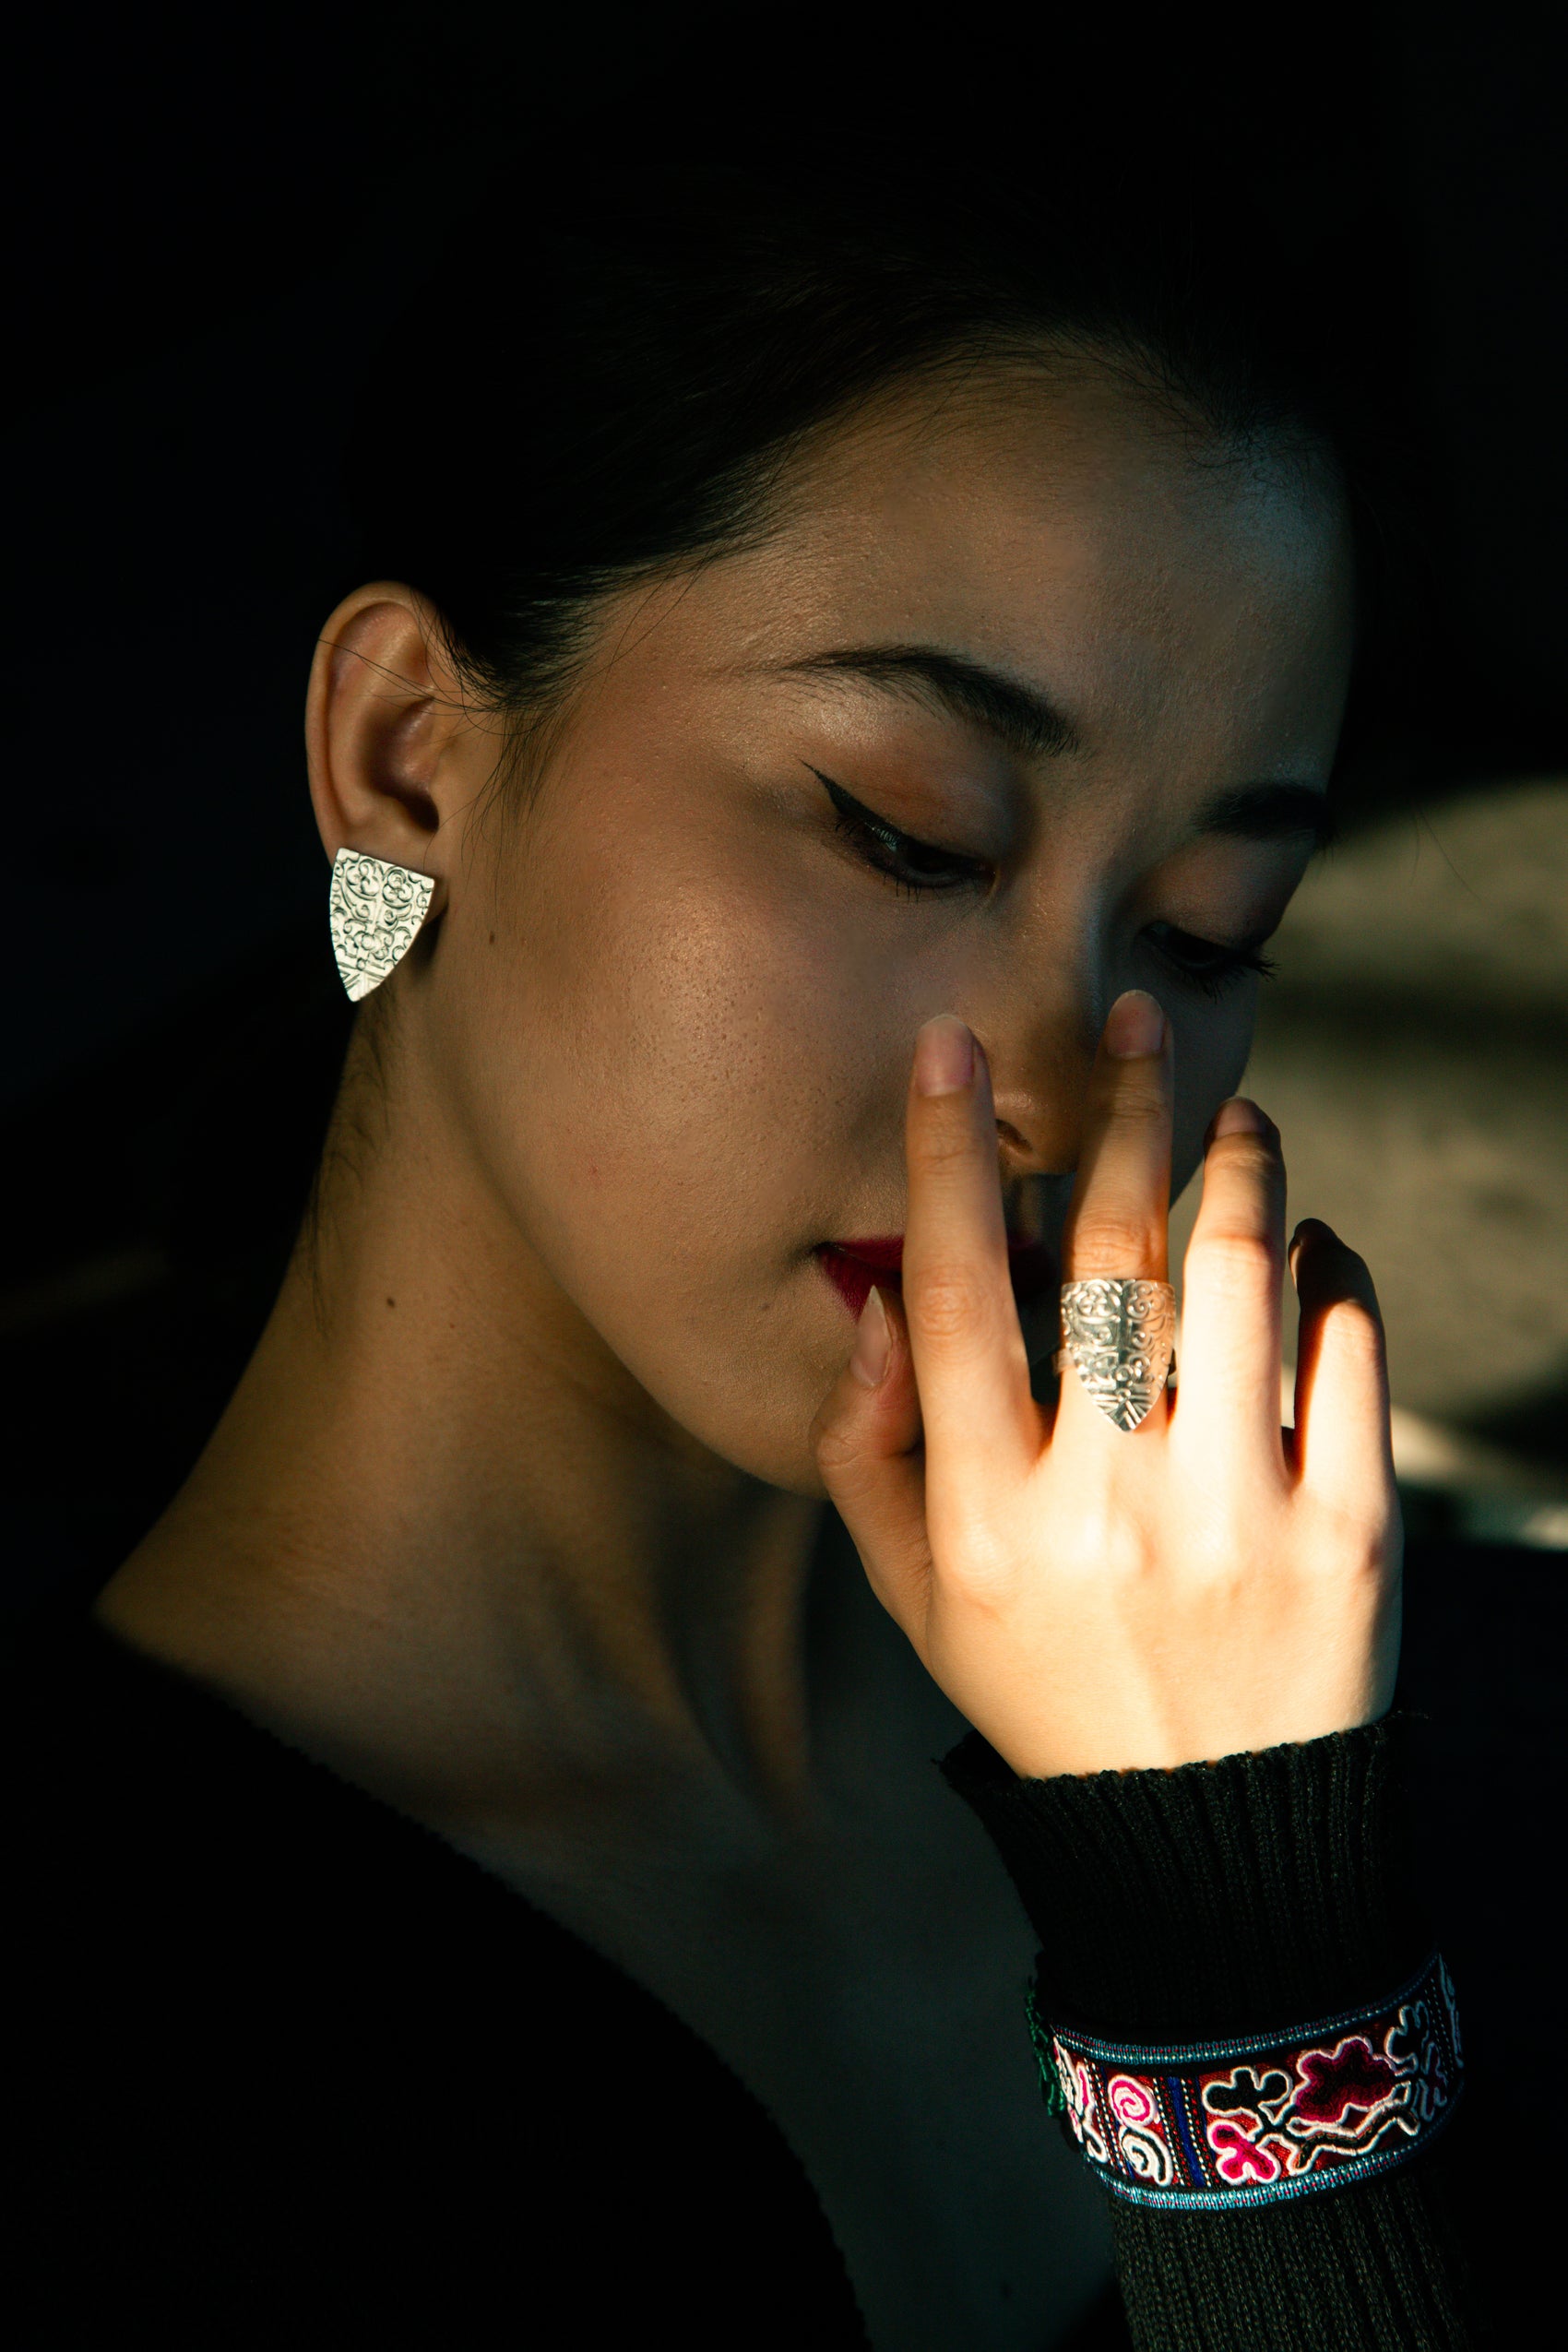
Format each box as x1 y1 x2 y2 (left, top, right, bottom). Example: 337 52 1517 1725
984 992 1102 1182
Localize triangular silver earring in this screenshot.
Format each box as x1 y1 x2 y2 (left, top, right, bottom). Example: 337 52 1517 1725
329 848 437 1002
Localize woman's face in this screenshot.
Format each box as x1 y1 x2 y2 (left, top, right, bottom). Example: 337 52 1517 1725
416 366 1354 1491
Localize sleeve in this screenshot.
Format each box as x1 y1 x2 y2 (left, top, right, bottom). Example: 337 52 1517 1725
944 1716 1481 2350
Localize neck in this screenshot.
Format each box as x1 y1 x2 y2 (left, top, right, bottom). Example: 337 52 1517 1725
99 1028 826 1824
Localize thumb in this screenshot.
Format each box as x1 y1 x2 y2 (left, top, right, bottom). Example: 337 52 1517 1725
810 1286 932 1642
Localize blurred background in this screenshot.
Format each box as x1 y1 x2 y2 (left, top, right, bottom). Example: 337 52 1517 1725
1170 776 1568 1547
3 1 1565 1588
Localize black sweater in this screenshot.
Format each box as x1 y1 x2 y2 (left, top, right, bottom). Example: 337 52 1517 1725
6 1553 1538 2349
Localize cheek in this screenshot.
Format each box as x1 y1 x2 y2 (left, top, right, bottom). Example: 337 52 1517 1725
443 819 903 1341
559 892 843 1244
1167 991 1257 1188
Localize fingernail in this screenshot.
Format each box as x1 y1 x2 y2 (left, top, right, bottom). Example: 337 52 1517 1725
850 1285 892 1387
1210 1097 1269 1140
1104 991 1166 1058
914 1015 975 1096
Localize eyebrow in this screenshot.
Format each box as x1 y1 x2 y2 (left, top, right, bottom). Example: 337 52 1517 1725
775 644 1080 761
774 641 1334 847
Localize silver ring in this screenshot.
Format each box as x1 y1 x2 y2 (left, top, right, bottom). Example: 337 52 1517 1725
1053 1278 1176 1431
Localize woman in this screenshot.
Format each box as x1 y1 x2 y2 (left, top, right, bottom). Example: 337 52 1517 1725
7 145 1473 2347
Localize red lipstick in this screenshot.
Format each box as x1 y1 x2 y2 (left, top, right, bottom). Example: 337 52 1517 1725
817 1235 1057 1321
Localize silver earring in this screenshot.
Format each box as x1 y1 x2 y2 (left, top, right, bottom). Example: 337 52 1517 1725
328 849 436 1002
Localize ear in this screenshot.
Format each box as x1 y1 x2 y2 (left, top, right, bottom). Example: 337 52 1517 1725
305 584 476 885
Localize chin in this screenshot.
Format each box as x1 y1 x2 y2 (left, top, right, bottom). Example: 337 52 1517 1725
725 1357 850 1498
690 1402 837 1499
612 1311 847 1499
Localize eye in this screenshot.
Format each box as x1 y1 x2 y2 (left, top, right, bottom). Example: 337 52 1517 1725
1143 919 1277 1001
811 769 991 897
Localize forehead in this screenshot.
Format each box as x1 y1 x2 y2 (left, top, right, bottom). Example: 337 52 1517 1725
671 364 1354 787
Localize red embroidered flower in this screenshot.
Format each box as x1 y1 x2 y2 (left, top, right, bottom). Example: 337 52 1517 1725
1042 1953 1457 2206
1293 2037 1398 2126
1206 2119 1282 2185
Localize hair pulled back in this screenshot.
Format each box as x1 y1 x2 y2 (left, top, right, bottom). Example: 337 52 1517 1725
344 121 1356 740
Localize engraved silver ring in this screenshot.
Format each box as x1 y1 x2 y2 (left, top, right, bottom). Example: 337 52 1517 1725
1051 1278 1176 1432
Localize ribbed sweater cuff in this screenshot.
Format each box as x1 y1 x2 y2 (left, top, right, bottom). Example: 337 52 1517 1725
943 1715 1432 2042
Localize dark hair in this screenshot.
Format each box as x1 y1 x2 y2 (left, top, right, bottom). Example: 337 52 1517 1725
345 127 1364 744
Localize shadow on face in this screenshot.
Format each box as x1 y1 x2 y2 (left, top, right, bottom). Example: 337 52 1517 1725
352 360 1354 1491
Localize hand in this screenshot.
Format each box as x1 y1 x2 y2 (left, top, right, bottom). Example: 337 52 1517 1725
812 992 1401 1779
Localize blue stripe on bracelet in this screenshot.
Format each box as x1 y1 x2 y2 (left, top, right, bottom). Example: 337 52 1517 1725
1035 1952 1462 2210
1165 2073 1207 2186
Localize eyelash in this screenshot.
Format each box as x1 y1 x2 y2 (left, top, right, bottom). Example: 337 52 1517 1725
813 768 1276 999
1142 921 1277 1001
814 770 990 897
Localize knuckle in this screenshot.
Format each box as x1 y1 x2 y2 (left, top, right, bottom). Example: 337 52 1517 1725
909 1264 994 1344
909 1104 982 1174
1351 1523 1399 1581
812 1418 906 1513
1104 1082 1170 1129
811 1413 861 1479
1077 1513 1156 1586
1067 1211 1161 1274
1311 1497 1399 1578
933 1523 1014 1602
1186 1229 1281 1292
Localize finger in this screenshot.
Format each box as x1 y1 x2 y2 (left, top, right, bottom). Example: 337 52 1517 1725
811 1286 932 1637
1290 1219 1396 1499
901 1016 1036 1501
1173 1099 1287 1463
1057 990 1173 1439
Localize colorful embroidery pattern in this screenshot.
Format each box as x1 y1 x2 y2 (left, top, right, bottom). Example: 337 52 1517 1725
1038 1953 1461 2209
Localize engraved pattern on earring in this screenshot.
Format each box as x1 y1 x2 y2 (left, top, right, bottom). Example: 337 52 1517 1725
1056 1278 1177 1432
329 849 436 1003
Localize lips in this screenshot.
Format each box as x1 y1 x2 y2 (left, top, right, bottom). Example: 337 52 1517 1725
817 1235 1058 1321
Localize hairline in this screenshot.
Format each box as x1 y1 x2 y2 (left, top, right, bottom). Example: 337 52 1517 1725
456 327 1345 811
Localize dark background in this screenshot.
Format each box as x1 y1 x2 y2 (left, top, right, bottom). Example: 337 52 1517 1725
1 3 1561 2324
6 1 1566 1584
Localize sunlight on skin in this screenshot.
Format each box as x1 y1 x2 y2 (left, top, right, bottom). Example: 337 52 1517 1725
92 358 1375 2352
814 1005 1398 1780
101 358 1361 1802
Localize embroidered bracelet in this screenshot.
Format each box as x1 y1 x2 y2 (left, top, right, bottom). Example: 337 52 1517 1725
1026 1952 1462 2211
